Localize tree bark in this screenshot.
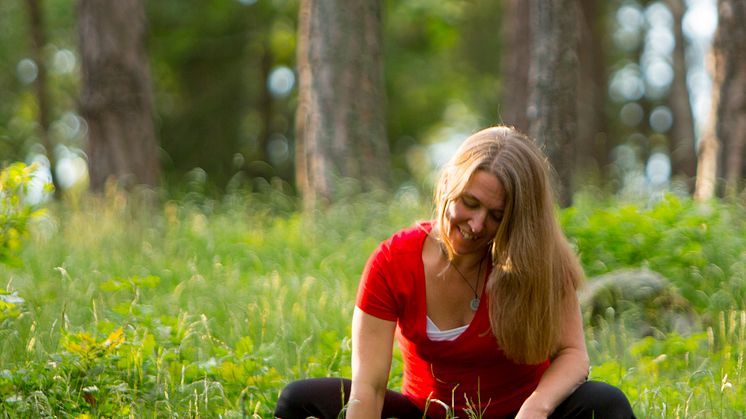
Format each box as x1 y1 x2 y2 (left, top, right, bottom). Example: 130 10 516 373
576 0 609 183
717 0 746 199
78 0 160 191
693 89 719 201
666 0 697 192
257 38 273 165
499 0 531 133
694 0 746 201
295 0 390 210
527 0 579 207
25 0 61 196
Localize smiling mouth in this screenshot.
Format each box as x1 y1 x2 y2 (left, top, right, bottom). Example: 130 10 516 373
459 226 478 240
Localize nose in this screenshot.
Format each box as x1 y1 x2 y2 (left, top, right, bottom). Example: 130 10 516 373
468 210 487 234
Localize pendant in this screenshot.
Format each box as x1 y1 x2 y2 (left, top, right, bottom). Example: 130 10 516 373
470 297 480 311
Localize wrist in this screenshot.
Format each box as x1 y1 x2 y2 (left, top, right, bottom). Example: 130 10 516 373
520 393 551 417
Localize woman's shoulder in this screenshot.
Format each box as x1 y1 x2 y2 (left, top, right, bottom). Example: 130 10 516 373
373 220 433 259
384 220 433 248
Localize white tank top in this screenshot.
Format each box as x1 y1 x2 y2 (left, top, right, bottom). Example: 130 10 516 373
426 316 469 341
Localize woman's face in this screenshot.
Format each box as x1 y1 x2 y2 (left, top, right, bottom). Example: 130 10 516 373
445 170 506 256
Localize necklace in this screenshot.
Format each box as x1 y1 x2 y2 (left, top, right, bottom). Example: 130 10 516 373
447 253 486 312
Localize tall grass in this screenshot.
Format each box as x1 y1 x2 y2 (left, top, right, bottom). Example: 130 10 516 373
0 187 428 416
586 309 746 417
0 187 744 417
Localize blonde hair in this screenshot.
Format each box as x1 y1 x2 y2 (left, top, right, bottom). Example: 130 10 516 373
434 126 584 364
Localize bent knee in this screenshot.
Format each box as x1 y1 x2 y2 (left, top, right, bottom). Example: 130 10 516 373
580 381 635 418
274 378 349 419
274 380 309 417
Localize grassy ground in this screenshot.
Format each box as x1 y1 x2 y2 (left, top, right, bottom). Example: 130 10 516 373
1 188 744 417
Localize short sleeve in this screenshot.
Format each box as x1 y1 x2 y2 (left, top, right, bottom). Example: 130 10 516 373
355 241 399 321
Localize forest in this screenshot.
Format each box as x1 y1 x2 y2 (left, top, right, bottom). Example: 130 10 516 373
1 0 742 204
1 0 746 417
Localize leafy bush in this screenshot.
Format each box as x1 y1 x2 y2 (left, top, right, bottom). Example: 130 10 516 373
0 162 49 268
0 189 427 416
1 163 49 326
0 188 744 417
563 194 746 313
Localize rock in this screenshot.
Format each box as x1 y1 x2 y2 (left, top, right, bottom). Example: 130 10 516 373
579 268 698 337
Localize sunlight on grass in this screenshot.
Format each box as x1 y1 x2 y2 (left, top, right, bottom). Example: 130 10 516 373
0 188 744 416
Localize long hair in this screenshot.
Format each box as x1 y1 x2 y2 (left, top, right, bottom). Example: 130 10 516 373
434 126 584 364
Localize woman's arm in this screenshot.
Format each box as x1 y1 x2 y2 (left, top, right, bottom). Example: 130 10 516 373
346 306 397 419
516 291 590 419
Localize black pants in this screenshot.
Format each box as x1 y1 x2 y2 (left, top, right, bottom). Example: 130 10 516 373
274 378 635 418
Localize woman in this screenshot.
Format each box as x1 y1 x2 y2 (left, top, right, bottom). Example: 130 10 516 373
275 126 634 418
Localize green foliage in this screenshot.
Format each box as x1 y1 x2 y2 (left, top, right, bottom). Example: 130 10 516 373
2 0 509 191
148 0 296 187
0 288 25 325
0 0 82 166
587 310 746 417
384 0 504 185
1 162 50 267
0 189 427 416
563 194 746 312
568 195 746 416
0 190 745 417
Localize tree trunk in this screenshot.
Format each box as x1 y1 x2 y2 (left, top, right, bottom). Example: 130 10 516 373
693 91 719 201
576 0 609 184
694 0 746 201
666 0 697 192
717 0 746 199
499 0 531 133
527 0 579 207
25 0 61 197
257 38 273 165
295 0 390 210
78 0 160 191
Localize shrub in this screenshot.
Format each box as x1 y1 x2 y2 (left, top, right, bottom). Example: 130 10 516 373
562 194 746 312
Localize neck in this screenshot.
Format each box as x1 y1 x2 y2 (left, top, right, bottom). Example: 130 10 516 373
452 253 487 272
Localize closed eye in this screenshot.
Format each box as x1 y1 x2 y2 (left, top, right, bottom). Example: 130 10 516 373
460 196 480 208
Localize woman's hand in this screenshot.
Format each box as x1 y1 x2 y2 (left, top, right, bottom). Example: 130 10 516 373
346 307 396 419
514 402 550 419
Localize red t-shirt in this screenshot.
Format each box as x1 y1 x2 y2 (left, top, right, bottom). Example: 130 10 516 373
356 222 549 419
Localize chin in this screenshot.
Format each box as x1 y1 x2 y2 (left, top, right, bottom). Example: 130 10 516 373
449 237 481 255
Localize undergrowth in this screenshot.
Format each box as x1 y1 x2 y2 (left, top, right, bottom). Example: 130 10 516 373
0 183 744 417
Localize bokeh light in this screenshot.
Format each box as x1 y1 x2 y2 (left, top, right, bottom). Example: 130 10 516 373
268 133 290 165
51 112 87 142
649 106 673 133
620 102 645 127
52 49 76 75
614 2 645 51
610 64 645 102
646 151 671 185
17 59 38 84
268 66 295 98
645 26 675 56
645 2 673 30
54 145 88 189
683 0 718 39
643 58 673 93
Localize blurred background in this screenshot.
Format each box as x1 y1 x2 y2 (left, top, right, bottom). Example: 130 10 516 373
4 2 746 416
0 0 741 207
